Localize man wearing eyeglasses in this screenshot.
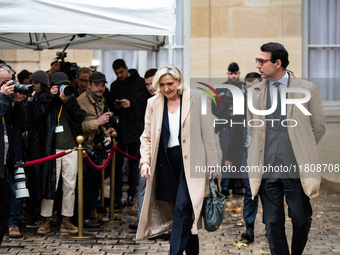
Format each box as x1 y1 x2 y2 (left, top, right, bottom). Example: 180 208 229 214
75 67 92 97
248 42 326 255
0 64 26 245
212 62 245 196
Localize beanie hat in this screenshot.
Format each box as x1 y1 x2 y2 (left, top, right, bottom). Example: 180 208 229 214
17 70 32 84
51 72 69 85
30 70 49 86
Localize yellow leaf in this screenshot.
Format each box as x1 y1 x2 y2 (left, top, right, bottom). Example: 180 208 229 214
233 242 248 249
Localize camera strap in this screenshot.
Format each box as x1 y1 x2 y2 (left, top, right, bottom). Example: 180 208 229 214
57 105 63 126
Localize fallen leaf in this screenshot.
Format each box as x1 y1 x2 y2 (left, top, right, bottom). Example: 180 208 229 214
233 242 248 249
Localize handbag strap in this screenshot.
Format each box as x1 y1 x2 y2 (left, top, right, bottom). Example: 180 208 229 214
209 178 220 196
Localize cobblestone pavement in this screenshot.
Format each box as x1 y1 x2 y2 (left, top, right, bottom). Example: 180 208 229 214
0 184 339 255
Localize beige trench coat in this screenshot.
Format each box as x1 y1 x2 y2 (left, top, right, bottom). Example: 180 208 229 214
136 88 218 240
247 77 326 199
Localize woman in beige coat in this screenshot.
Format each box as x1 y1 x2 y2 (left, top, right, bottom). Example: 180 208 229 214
136 65 218 255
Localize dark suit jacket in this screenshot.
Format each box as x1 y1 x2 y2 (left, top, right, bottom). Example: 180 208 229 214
156 97 183 201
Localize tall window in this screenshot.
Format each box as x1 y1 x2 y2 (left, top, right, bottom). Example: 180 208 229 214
304 0 340 101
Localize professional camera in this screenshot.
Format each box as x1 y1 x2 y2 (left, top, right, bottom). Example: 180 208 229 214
59 84 74 97
1 80 33 97
103 112 119 130
93 129 113 154
14 161 30 199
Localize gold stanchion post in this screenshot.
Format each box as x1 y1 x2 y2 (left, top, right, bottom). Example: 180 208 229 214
108 131 123 223
66 136 95 240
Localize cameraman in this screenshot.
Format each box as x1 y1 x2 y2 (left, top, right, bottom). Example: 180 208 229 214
77 71 114 228
0 64 26 246
36 72 86 235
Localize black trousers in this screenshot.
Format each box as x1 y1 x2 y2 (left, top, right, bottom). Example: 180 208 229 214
0 176 11 246
167 146 199 255
114 142 139 202
260 158 312 255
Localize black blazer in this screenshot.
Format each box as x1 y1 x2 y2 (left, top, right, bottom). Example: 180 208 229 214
155 97 183 202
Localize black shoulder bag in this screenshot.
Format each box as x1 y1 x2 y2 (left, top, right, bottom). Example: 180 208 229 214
202 178 226 232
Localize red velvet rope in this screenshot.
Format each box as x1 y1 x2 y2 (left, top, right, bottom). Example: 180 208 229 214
84 143 117 171
116 147 139 161
24 151 67 167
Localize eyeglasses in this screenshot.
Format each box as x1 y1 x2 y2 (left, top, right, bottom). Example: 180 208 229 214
78 79 89 83
255 58 272 65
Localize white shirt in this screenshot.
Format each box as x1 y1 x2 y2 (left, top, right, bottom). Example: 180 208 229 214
167 107 180 148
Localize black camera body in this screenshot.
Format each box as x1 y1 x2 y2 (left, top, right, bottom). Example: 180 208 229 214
2 80 33 97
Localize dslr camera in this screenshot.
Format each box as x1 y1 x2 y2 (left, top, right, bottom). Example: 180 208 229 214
2 80 33 97
58 84 74 97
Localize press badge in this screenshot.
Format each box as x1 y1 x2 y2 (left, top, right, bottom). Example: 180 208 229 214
55 125 64 133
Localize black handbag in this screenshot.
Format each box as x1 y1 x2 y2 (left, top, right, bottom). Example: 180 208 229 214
202 178 226 232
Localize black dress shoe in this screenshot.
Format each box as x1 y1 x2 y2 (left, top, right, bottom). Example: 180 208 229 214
84 219 101 228
221 187 230 196
241 228 254 242
148 232 171 240
232 189 244 195
125 196 134 207
129 222 138 230
114 200 124 210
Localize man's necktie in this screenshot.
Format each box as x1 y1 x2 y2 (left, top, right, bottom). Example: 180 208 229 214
273 82 281 119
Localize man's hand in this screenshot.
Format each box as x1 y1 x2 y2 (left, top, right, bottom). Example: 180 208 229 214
141 163 151 179
97 112 111 126
114 99 130 109
59 90 69 103
104 127 114 137
13 92 26 103
50 85 59 95
225 160 232 169
0 80 14 96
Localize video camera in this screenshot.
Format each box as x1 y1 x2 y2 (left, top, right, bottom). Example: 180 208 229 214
1 80 33 97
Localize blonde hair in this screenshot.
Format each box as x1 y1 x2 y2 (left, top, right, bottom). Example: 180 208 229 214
152 65 187 95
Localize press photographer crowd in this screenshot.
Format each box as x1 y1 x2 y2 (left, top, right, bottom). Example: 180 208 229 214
0 42 327 255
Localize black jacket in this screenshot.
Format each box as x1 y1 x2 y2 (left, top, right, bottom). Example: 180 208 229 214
0 93 26 178
27 93 85 199
109 69 144 144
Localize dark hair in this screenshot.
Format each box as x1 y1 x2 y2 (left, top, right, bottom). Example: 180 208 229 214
228 62 239 72
144 68 157 79
112 59 127 70
260 42 289 69
245 72 262 83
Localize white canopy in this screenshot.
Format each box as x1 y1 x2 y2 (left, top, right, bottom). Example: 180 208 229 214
0 0 176 51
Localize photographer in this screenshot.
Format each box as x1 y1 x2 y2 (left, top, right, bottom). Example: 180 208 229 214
77 71 114 228
0 64 26 245
35 72 86 235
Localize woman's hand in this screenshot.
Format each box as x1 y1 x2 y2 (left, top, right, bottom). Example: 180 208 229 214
209 166 219 179
141 163 151 179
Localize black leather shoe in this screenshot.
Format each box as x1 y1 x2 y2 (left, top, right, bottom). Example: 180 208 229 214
84 219 101 228
241 228 254 242
114 200 124 210
129 222 138 230
148 232 171 240
221 187 230 196
232 189 244 195
125 196 134 207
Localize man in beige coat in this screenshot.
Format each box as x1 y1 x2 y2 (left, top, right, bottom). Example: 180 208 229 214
248 42 325 255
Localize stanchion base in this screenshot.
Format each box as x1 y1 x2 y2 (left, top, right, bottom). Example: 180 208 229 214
107 217 125 224
65 232 96 240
